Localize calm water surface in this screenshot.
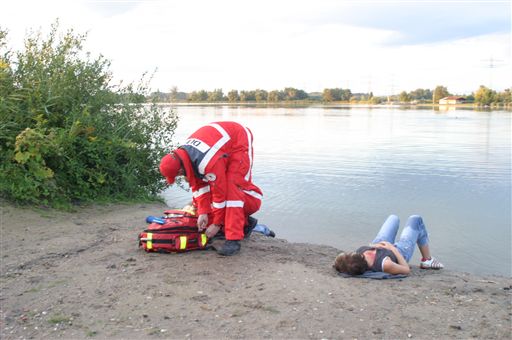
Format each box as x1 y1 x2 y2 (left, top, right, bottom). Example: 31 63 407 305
162 105 511 277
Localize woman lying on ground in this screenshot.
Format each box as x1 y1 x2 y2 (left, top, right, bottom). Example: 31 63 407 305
334 215 444 276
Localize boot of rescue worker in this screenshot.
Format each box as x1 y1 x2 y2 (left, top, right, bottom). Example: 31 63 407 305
218 240 241 256
243 216 258 239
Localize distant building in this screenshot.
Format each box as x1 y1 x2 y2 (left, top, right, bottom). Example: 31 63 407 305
439 96 466 105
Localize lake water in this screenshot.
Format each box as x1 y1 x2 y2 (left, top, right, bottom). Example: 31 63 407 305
161 105 511 277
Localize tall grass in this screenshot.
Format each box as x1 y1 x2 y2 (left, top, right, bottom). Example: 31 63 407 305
0 22 178 207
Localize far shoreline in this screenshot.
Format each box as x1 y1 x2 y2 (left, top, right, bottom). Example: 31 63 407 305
152 101 512 111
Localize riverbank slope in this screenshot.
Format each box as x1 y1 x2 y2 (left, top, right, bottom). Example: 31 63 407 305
1 202 510 339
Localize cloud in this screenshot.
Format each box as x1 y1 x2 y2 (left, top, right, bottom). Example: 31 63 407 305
83 0 141 17
316 0 511 45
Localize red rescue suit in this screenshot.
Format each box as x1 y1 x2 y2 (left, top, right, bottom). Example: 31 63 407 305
174 121 263 240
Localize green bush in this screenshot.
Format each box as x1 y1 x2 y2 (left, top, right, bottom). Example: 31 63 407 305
0 22 178 207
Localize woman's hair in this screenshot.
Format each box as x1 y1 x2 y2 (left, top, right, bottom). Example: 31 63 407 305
333 252 369 275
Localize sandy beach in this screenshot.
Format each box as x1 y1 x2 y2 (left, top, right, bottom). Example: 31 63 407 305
1 202 510 339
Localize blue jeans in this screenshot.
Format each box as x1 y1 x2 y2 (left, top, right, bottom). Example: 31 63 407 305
371 215 430 262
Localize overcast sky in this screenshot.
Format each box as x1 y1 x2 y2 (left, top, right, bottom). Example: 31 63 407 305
1 0 510 95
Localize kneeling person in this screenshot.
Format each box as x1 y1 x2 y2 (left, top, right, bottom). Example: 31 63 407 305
160 121 263 256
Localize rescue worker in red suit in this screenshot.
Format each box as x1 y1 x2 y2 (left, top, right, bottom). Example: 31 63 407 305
159 121 263 256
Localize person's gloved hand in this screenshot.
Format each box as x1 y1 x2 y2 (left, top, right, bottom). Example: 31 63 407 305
205 224 221 238
197 214 208 231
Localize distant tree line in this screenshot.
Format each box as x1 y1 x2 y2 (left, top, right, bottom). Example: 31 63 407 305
473 86 511 106
170 87 310 102
395 85 511 106
322 88 352 101
150 85 511 107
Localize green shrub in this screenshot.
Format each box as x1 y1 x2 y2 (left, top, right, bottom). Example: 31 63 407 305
0 22 178 207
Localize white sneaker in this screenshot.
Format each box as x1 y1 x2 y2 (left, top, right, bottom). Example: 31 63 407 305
420 257 444 269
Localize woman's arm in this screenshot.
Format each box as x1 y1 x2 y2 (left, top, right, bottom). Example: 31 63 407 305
382 258 411 275
373 241 410 275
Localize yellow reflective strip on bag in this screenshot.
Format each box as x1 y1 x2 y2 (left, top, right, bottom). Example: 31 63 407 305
201 234 207 246
179 236 187 250
147 233 153 250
